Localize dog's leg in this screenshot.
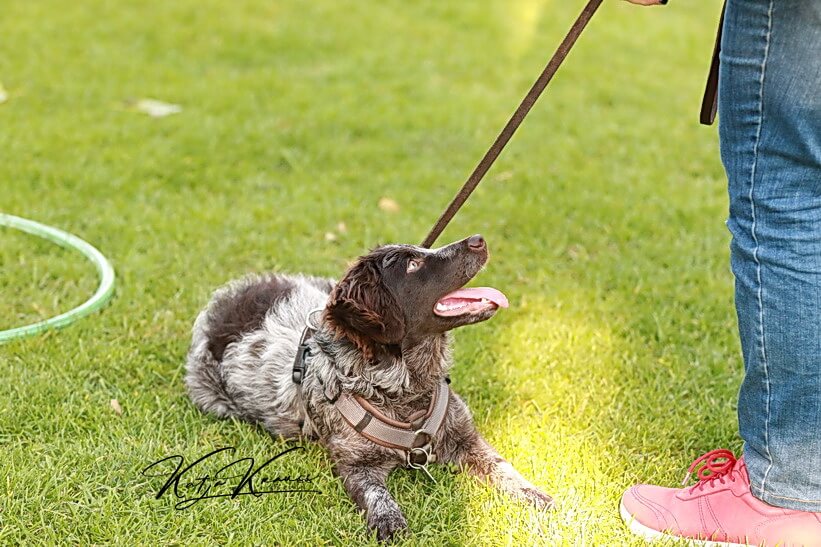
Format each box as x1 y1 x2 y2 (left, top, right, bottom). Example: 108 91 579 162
452 433 554 510
336 462 407 542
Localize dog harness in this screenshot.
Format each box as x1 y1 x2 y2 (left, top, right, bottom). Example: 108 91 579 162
292 312 450 480
332 379 449 478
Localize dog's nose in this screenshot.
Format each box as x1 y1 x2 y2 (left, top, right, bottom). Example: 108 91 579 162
467 234 486 252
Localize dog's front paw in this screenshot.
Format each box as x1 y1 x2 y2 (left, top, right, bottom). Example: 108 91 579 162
520 487 554 511
368 509 408 542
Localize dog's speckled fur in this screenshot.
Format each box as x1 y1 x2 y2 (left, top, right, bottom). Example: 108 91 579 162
185 237 552 541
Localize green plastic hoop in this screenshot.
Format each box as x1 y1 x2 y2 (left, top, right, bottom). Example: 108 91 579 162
0 214 116 343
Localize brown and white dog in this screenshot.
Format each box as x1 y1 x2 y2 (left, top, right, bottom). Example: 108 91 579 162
185 235 552 541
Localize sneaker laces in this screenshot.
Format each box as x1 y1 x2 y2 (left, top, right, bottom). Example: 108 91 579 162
681 448 738 493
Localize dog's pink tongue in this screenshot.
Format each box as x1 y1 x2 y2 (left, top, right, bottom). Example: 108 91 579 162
440 287 509 308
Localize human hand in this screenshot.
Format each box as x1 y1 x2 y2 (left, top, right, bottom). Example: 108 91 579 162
622 0 668 5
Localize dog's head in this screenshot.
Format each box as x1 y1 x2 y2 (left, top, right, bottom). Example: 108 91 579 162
323 235 508 359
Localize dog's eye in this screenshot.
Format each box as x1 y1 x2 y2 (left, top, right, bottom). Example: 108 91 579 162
406 259 422 273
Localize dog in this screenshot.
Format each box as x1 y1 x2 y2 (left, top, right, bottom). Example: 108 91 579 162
185 235 553 541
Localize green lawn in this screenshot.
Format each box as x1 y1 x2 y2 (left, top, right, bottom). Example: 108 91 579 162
1 0 733 544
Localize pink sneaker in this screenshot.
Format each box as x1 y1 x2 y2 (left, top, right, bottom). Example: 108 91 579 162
620 449 821 546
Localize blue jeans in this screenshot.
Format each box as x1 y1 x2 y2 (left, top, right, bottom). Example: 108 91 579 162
720 0 821 512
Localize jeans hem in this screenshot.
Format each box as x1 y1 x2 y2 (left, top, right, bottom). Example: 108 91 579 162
750 486 821 513
746 445 821 512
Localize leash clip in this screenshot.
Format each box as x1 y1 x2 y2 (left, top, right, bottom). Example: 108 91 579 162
291 343 310 384
406 436 437 483
291 323 315 385
407 447 436 482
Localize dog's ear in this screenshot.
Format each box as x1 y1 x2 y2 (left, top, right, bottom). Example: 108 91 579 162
324 256 405 359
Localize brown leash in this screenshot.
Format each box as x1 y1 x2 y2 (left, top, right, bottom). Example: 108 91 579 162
700 0 726 126
421 0 727 247
421 0 604 248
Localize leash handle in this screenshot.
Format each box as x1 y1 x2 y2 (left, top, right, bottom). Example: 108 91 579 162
699 0 725 126
421 0 604 248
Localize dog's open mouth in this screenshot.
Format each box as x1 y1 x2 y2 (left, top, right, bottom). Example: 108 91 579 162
433 287 509 317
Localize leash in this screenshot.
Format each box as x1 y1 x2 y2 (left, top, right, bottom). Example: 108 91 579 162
421 0 604 248
421 0 725 246
700 0 726 126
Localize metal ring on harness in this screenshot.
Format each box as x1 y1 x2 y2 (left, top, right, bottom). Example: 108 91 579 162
407 446 433 468
306 307 323 330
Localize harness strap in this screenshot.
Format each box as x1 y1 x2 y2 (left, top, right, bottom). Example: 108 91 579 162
334 380 450 452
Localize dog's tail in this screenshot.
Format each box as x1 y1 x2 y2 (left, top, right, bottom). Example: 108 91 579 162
184 310 241 419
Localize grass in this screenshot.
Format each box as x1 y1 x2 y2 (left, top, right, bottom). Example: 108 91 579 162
0 0 734 544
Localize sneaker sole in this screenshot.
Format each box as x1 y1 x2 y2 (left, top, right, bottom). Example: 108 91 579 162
619 500 752 547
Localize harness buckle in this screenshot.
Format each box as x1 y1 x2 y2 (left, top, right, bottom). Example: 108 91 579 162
292 318 319 385
291 343 311 384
